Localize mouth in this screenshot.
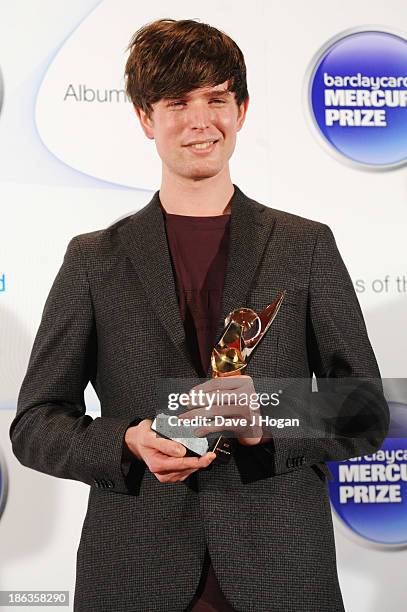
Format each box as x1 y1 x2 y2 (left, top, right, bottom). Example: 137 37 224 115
183 139 219 153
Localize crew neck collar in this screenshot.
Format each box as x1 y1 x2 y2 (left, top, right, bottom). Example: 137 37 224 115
158 188 234 219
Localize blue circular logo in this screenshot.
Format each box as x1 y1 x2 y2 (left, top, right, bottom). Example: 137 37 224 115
307 28 407 168
327 401 407 548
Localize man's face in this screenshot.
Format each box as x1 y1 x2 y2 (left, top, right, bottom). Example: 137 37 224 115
135 80 249 181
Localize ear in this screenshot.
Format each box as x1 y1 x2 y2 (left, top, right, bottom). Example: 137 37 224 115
134 105 155 139
236 96 249 132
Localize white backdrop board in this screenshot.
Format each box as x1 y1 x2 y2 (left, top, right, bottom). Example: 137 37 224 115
0 2 406 610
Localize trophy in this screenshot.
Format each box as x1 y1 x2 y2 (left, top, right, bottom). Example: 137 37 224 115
151 291 285 462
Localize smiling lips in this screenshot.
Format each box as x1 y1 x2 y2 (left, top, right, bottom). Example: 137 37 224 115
184 139 219 151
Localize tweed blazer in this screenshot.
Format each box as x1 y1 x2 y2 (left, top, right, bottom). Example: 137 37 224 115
10 184 389 612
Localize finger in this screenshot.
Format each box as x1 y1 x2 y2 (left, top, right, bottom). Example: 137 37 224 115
154 466 196 478
195 422 260 438
154 468 199 483
188 383 255 410
178 471 197 481
147 450 216 474
178 404 252 420
189 375 252 395
155 451 216 476
148 433 187 457
237 434 263 446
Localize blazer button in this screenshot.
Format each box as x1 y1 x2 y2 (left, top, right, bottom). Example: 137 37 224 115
106 480 114 488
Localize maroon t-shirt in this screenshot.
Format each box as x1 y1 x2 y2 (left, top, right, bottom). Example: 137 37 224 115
161 205 236 612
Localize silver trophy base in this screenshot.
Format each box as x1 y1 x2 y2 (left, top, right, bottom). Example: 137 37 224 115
151 413 209 456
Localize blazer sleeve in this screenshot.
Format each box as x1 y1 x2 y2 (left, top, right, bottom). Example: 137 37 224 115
235 223 390 481
9 237 147 496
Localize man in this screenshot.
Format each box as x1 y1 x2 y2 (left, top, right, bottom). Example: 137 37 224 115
10 18 389 612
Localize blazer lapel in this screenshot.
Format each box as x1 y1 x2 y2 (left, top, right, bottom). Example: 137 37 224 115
118 184 275 378
204 185 274 377
118 190 194 372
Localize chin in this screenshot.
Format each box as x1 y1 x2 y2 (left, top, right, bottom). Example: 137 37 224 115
187 172 219 181
183 164 224 181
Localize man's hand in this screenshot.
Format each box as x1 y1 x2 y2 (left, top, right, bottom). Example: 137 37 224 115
124 419 216 483
178 375 267 446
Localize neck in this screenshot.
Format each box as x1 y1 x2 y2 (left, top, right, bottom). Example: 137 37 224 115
158 169 234 216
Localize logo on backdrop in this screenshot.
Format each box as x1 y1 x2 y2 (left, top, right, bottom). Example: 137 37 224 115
305 28 407 169
0 448 8 520
327 400 407 548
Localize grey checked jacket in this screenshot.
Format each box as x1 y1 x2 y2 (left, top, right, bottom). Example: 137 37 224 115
10 185 389 611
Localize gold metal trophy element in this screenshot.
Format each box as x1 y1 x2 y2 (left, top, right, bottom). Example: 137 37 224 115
208 291 286 462
150 291 285 462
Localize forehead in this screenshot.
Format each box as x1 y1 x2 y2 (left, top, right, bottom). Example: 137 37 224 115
164 80 233 100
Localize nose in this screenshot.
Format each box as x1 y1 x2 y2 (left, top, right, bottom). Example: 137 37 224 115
187 102 212 130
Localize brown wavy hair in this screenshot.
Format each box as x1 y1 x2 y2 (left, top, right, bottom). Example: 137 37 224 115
124 18 249 119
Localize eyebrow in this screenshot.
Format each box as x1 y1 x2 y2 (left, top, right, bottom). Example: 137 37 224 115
167 89 231 101
203 89 230 97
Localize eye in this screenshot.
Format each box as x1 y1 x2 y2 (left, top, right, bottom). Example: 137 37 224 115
168 101 186 107
210 99 226 104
